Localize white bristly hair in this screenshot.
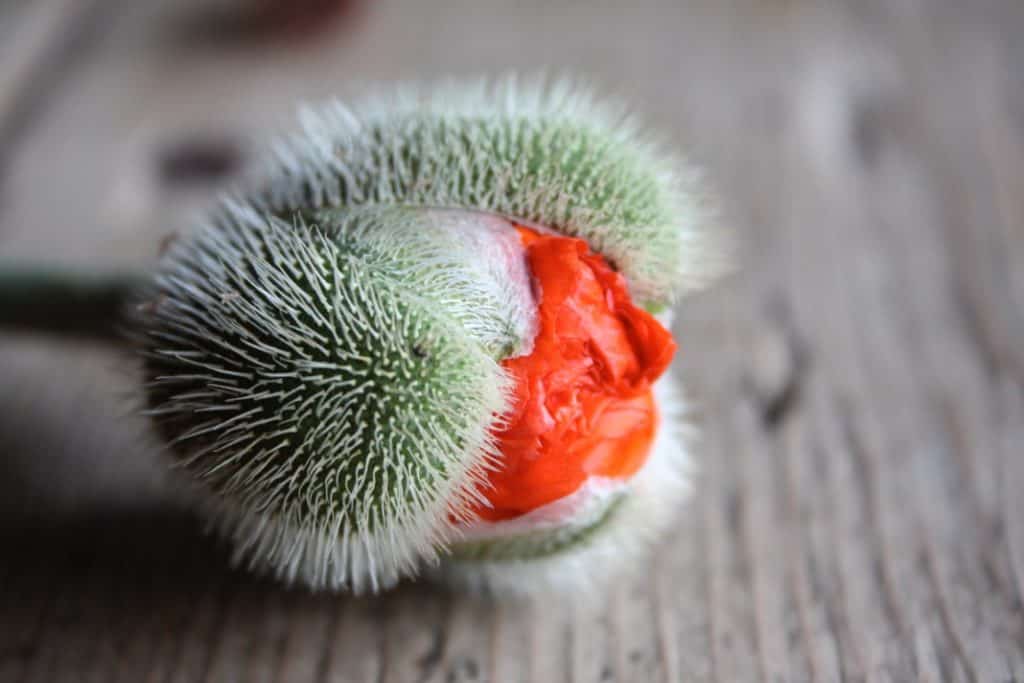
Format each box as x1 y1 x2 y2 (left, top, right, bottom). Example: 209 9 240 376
139 205 529 592
254 75 724 307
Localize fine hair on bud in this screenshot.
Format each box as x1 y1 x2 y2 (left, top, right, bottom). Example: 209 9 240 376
138 203 524 592
260 75 722 308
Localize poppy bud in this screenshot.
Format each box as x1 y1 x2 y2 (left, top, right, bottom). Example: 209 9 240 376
138 77 723 594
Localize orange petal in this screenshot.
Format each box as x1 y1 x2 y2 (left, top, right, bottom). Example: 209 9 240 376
469 227 677 522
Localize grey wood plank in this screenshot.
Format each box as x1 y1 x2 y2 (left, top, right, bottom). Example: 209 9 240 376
1 0 1022 681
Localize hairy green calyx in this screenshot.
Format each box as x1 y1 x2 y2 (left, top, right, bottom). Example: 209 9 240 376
140 205 527 591
261 78 718 306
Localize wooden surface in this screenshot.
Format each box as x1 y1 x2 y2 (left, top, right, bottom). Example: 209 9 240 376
1 0 1023 681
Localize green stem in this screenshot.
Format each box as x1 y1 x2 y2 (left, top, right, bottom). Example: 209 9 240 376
0 265 146 343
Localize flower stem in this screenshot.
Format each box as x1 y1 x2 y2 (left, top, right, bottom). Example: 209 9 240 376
0 265 145 343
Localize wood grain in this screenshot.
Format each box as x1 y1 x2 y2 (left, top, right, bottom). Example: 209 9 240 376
0 0 1022 680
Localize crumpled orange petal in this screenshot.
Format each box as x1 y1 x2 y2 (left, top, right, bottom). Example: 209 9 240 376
469 227 677 522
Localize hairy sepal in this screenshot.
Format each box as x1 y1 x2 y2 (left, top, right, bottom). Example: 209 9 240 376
258 76 723 306
138 203 529 591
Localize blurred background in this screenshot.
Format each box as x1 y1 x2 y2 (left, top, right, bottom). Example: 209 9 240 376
1 0 1023 681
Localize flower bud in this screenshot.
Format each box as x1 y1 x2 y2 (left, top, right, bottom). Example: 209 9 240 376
137 78 723 594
